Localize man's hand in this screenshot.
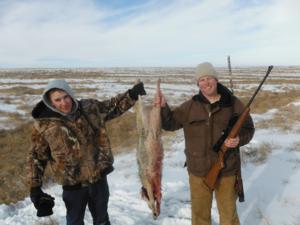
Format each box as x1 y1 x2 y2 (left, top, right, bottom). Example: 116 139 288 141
129 82 146 100
224 136 240 148
30 187 55 217
153 92 166 108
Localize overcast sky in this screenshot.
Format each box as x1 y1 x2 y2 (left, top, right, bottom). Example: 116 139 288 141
0 0 299 68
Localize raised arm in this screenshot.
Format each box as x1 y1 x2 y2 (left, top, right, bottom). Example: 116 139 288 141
88 82 146 121
154 87 184 131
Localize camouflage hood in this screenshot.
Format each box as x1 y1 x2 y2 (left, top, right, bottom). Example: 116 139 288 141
38 79 79 118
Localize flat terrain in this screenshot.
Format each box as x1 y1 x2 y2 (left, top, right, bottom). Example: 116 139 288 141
0 66 300 225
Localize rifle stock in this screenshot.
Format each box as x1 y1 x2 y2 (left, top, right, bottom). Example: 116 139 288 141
204 108 250 189
204 65 273 190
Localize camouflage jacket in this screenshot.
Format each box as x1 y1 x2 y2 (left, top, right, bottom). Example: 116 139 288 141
28 91 135 188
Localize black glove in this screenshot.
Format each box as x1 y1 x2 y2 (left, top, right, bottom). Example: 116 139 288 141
129 82 146 100
101 165 114 177
30 186 55 217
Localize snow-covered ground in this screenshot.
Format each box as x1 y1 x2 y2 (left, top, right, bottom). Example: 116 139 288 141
0 68 300 225
0 126 300 225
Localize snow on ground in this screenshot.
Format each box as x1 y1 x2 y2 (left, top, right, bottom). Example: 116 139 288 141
1 70 300 225
1 126 300 225
251 109 278 123
0 102 27 115
236 83 300 92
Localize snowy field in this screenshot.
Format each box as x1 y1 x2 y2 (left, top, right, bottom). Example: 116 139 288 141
1 128 300 225
0 66 300 225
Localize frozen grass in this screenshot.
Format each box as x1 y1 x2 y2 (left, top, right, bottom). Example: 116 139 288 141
241 142 274 165
0 123 32 204
254 95 300 130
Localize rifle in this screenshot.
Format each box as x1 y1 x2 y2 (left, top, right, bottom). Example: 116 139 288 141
227 56 234 94
204 65 274 190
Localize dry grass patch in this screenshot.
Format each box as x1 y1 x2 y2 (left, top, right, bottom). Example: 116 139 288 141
255 103 300 130
107 111 175 154
0 123 32 204
227 77 300 85
0 70 106 79
74 87 98 93
0 111 26 130
241 142 273 164
106 111 137 154
248 90 300 114
0 86 43 95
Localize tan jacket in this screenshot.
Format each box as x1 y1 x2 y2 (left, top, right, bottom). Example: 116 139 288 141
161 83 254 177
28 91 135 188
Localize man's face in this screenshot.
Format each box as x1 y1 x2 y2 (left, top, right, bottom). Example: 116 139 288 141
49 90 73 114
198 76 218 97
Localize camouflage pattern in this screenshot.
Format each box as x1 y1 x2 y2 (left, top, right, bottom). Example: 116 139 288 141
28 91 135 188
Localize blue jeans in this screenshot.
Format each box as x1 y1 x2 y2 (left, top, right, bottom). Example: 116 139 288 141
62 177 110 225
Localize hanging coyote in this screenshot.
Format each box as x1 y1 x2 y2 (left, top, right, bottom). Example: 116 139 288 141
135 79 164 219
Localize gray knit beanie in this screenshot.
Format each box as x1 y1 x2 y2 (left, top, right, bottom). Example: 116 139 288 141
195 62 218 83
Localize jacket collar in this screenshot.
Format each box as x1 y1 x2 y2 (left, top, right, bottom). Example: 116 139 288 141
192 83 234 108
32 100 80 120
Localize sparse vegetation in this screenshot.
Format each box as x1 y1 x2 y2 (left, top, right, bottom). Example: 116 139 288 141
0 86 43 95
251 90 300 114
0 123 32 204
241 142 273 164
0 66 299 205
253 94 300 130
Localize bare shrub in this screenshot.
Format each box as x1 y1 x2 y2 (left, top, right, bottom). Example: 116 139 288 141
241 142 273 164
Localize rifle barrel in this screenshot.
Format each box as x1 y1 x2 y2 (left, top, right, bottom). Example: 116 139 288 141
204 65 273 190
246 65 273 108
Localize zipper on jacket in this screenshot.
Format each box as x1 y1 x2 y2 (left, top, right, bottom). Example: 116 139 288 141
207 111 211 125
206 109 212 167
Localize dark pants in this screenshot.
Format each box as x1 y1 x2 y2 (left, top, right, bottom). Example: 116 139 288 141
62 177 110 225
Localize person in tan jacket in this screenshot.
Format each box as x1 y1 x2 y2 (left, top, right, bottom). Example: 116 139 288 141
154 62 254 225
28 79 146 225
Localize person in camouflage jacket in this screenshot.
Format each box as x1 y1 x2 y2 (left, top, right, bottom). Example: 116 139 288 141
28 79 146 225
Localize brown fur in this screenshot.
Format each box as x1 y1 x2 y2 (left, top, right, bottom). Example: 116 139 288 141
136 80 163 219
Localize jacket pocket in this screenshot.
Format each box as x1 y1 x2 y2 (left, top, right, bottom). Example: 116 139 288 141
185 147 208 175
185 119 207 138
